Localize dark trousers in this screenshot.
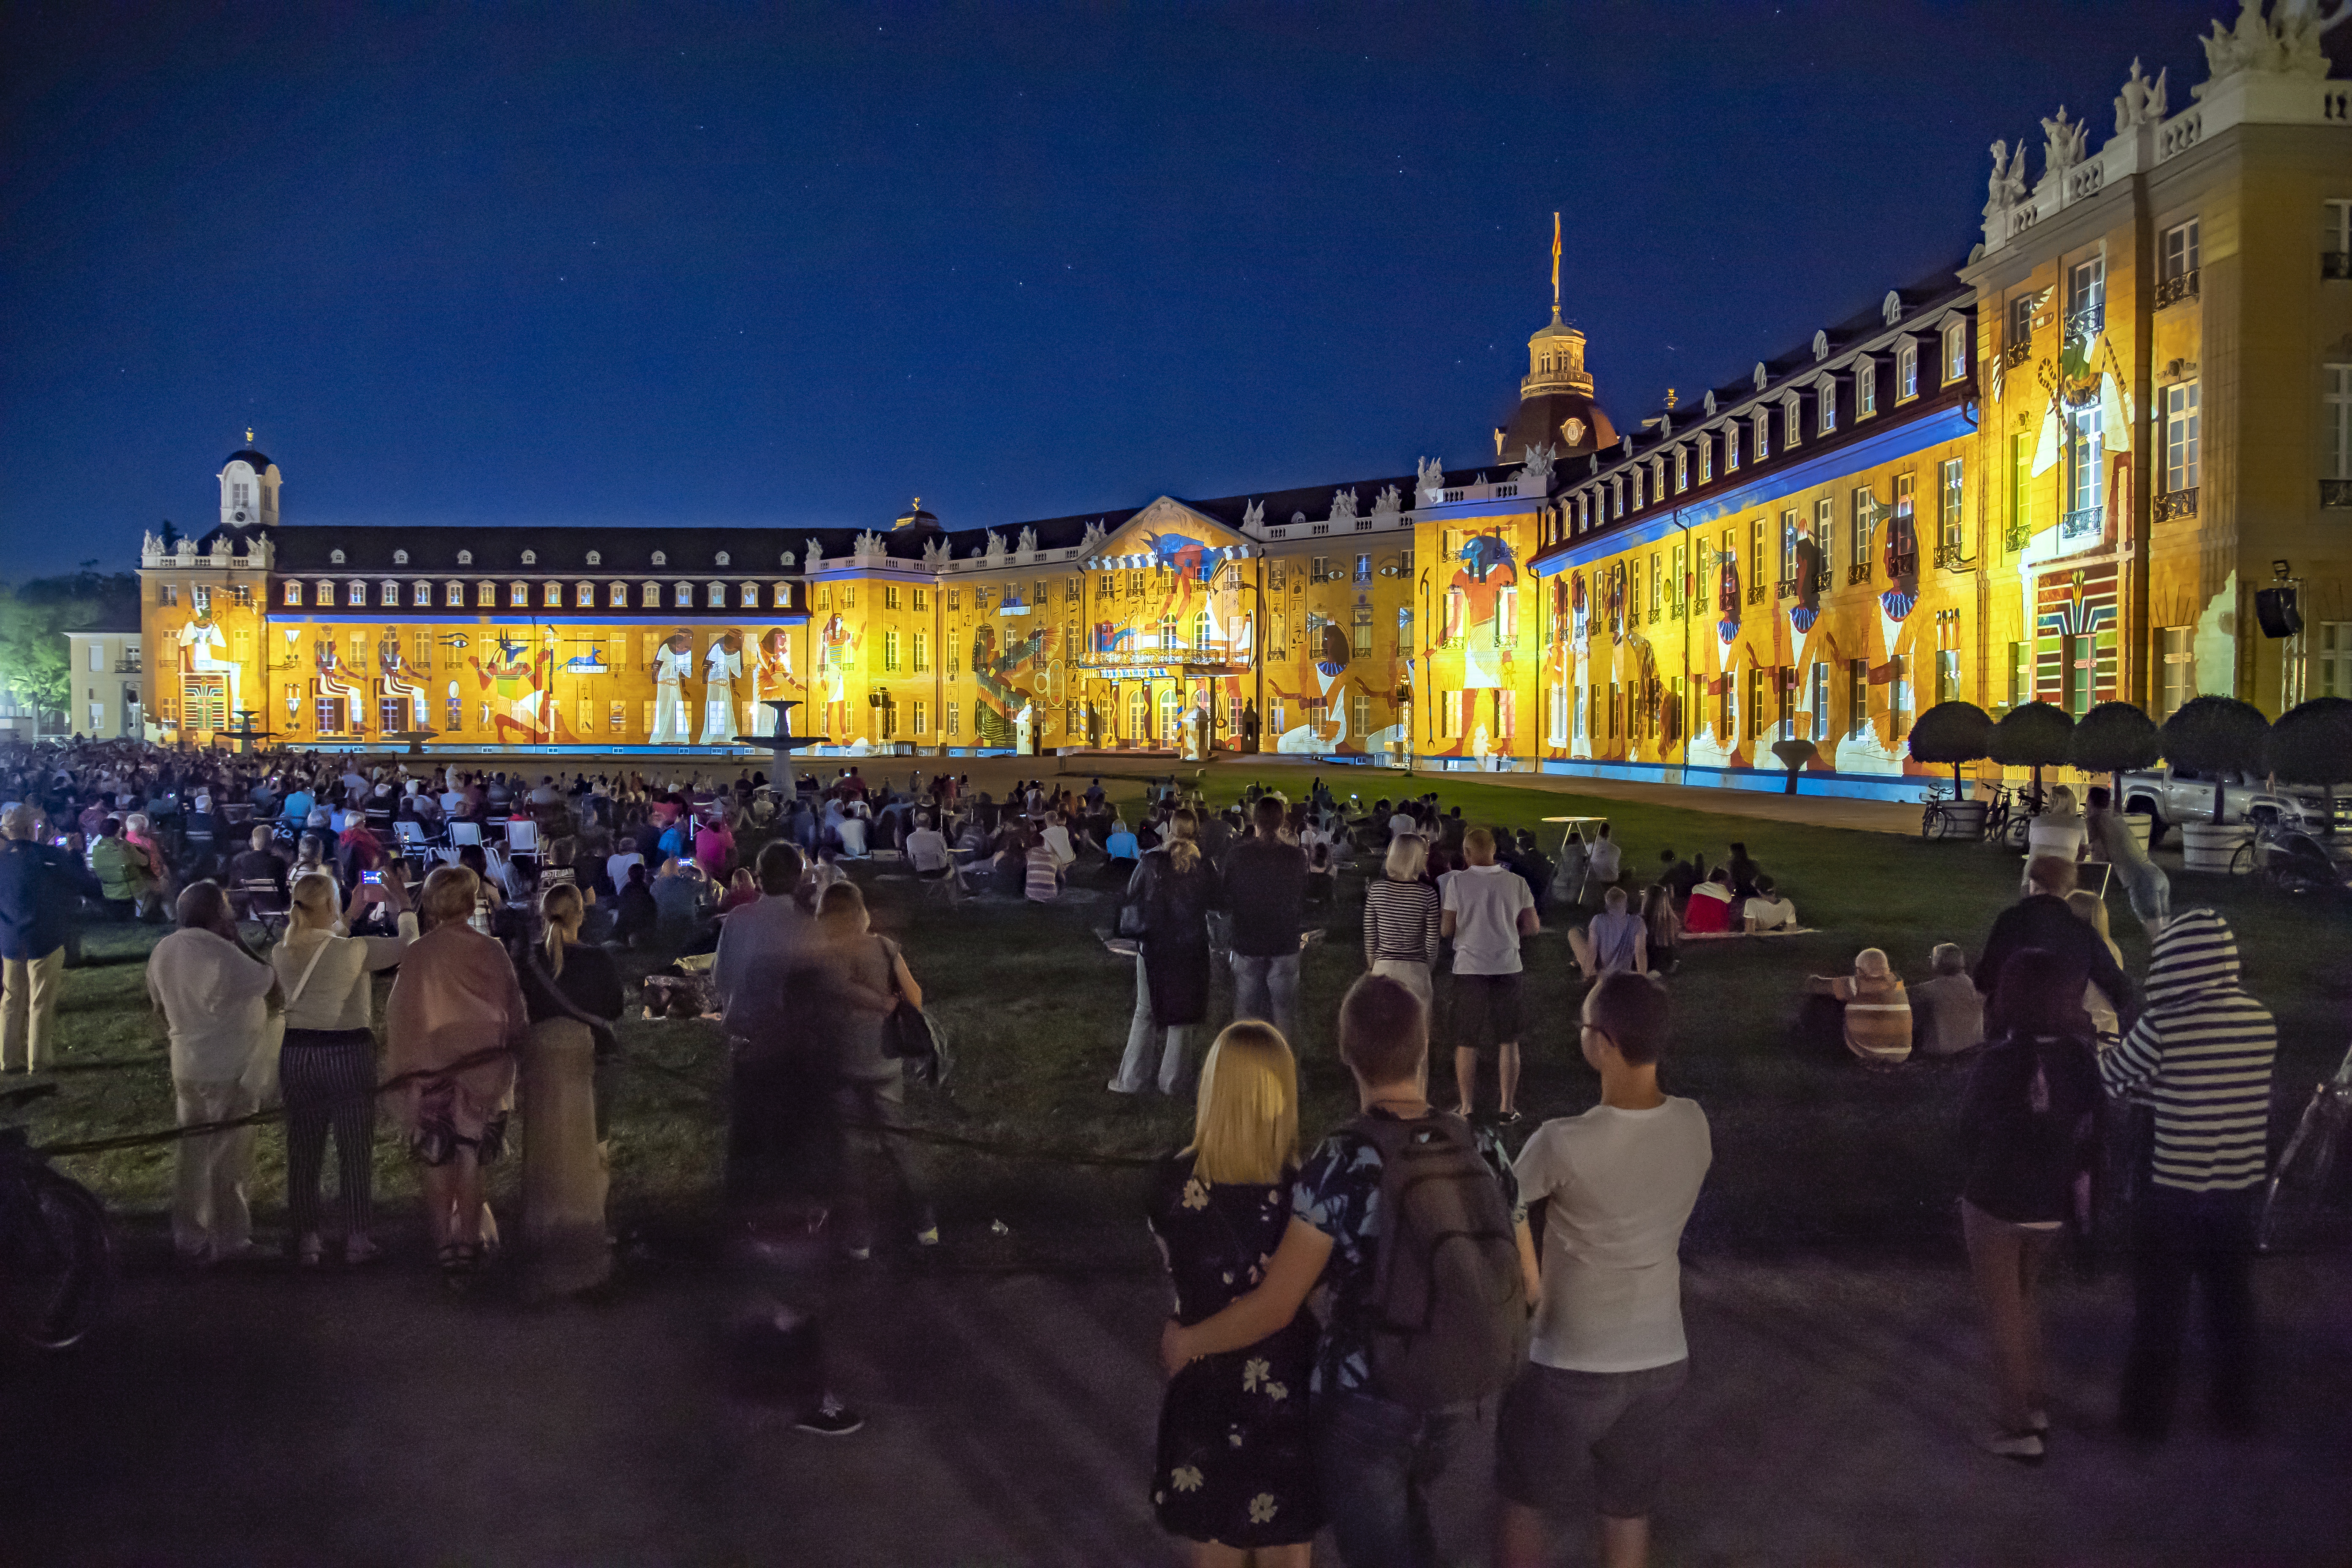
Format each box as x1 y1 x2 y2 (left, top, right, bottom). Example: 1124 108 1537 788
724 1047 839 1414
1312 1386 1474 1568
279 1029 378 1237
2121 1184 2258 1437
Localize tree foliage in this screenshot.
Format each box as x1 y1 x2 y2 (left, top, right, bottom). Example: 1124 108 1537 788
2264 697 2352 788
2069 701 2160 776
0 571 140 717
2158 694 2270 774
1908 701 1993 766
1987 702 2074 770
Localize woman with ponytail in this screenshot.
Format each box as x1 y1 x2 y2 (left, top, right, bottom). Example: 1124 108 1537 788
1111 808 1220 1097
517 881 624 1295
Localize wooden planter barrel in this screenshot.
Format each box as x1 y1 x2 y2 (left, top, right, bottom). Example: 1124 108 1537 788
1940 800 1989 838
2180 820 2251 874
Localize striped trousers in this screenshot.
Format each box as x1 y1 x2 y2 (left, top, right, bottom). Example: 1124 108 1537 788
280 1028 379 1237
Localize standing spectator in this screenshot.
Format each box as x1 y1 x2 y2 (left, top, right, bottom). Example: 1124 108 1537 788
2066 890 2126 1048
1443 827 1539 1122
92 817 163 920
1161 975 1535 1568
1225 798 1307 1045
2085 787 2168 935
1112 810 1220 1096
1499 971 1711 1568
814 882 937 1255
0 803 98 1073
1584 822 1622 898
517 882 624 1296
1976 858 2134 1026
1638 885 1680 976
271 870 417 1267
384 867 528 1285
1741 876 1797 933
1362 832 1442 1010
2101 909 2276 1443
1908 944 1987 1057
1957 948 2102 1464
1144 1021 1321 1567
147 883 281 1263
1805 949 1913 1065
1568 886 1647 982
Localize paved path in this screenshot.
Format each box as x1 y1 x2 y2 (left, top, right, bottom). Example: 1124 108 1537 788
5 1233 2344 1565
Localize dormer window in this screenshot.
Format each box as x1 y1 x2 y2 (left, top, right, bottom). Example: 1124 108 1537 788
1699 437 1715 483
382 580 400 602
1897 339 1920 400
576 583 595 608
1754 411 1771 463
348 581 368 606
1941 320 1968 383
457 550 473 566
741 582 759 606
651 550 668 567
284 581 304 606
1726 423 1742 471
477 582 495 607
543 582 563 607
586 550 602 566
610 583 630 607
1856 354 1878 417
413 582 433 607
392 549 409 566
330 548 346 565
1818 376 1838 435
675 583 694 607
1675 448 1689 492
715 550 731 567
708 582 728 607
643 581 660 604
446 581 464 607
510 582 528 607
1783 394 1802 451
317 580 333 603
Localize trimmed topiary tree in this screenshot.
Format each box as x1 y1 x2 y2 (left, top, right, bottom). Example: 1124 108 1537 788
1770 738 1818 795
1987 701 2075 796
2159 693 2271 825
2264 696 2352 836
1908 700 1992 796
2069 700 2161 802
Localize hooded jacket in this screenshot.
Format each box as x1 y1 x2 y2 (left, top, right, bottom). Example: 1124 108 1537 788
2100 908 2276 1193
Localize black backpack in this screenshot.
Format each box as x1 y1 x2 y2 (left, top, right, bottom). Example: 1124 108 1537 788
1350 1112 1529 1409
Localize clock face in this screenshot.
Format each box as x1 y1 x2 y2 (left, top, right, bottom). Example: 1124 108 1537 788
1561 418 1587 446
234 510 247 522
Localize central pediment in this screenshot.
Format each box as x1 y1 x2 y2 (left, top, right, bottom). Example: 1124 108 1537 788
1092 496 1253 570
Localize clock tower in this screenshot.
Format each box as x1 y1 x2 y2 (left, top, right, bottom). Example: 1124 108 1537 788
217 430 281 533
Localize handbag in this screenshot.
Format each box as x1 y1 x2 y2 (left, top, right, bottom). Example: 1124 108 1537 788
878 936 950 1087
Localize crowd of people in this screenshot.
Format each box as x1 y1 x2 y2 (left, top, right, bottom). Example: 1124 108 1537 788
0 738 2293 1566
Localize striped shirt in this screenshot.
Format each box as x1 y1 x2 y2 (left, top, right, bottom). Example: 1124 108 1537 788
2100 908 2275 1192
1362 875 1441 964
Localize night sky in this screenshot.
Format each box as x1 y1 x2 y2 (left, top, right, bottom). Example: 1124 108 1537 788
2 1 2230 578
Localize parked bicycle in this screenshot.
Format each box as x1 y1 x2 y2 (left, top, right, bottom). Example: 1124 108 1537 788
0 1083 113 1351
2261 1035 2352 1253
2229 818 2352 896
1918 783 1977 841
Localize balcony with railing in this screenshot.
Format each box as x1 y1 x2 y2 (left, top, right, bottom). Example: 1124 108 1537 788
2154 487 2199 523
2155 268 2201 308
1745 580 1767 605
2064 304 2104 343
2059 506 2104 544
2003 519 2030 553
112 657 142 674
1846 562 1873 586
2323 479 2352 509
1776 577 1800 601
2003 338 2033 367
1933 541 1967 570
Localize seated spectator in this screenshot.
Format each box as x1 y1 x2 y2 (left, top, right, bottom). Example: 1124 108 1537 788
612 863 657 948
1104 815 1140 875
1909 943 1986 1057
1569 885 1648 980
1639 883 1681 974
1548 829 1587 908
1725 842 1761 901
1304 839 1335 909
1680 869 1737 934
989 830 1028 897
1023 830 1060 903
717 867 761 914
1807 948 1913 1065
653 857 715 941
904 814 953 882
1040 812 1077 871
229 825 290 898
1660 847 1699 902
1742 876 1797 933
1586 821 1623 894
91 817 164 920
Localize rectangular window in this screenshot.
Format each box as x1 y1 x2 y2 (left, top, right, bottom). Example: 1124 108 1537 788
2068 402 2105 522
1857 355 1877 416
1783 397 1801 450
2162 218 2200 281
947 638 960 677
2009 433 2030 549
1353 605 1372 657
883 629 900 672
1816 497 1835 579
1649 552 1662 619
2160 626 2196 714
1940 458 1964 550
912 631 929 672
160 584 180 608
1889 653 1908 735
2008 293 2034 349
610 700 625 733
86 642 102 672
1748 665 1767 739
2318 622 2352 700
1754 410 1770 462
1671 542 1686 612
1849 658 1869 735
284 581 303 606
913 586 928 612
2009 641 2031 709
912 700 928 736
1818 381 1836 435
1726 422 1740 471
1936 648 1960 704
1778 509 1797 585
509 582 528 607
1809 661 1829 737
2323 364 2352 480
350 582 369 607
1897 340 1919 400
946 701 960 738
1699 440 1714 483
2330 200 2352 263
2165 382 2202 494
884 584 899 610
1675 448 1688 491
945 587 960 612
1573 686 1586 740
2069 254 2106 335
1944 323 1968 383
1749 519 1766 593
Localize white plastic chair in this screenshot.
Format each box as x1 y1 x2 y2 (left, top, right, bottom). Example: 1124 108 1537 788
505 819 541 857
396 818 455 867
448 820 484 849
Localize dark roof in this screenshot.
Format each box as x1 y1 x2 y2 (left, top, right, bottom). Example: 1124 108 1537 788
268 526 821 574
1498 389 1617 468
222 449 274 472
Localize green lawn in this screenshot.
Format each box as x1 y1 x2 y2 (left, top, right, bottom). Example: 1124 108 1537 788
20 771 2349 1252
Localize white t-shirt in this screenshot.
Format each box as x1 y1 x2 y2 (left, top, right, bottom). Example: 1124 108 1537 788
607 850 644 890
1743 895 1797 930
1514 1098 1713 1372
1442 863 1533 975
1587 838 1622 882
2026 818 2087 864
1388 813 1416 839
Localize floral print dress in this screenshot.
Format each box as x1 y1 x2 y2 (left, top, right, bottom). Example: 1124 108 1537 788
1145 1152 1322 1549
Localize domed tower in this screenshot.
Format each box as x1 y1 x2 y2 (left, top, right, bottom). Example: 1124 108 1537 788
1495 218 1615 465
217 431 281 532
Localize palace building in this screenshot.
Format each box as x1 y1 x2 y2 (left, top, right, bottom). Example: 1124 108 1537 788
141 7 2351 792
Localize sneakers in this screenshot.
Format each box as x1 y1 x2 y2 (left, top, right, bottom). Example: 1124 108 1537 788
343 1234 384 1266
1496 1108 1525 1127
1986 1428 2045 1465
294 1233 326 1268
793 1394 865 1437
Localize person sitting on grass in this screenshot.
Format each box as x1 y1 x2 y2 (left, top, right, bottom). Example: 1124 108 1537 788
1742 876 1797 933
1569 885 1647 982
1679 868 1737 935
1907 943 1985 1057
612 863 657 949
1806 948 1913 1066
1639 884 1681 975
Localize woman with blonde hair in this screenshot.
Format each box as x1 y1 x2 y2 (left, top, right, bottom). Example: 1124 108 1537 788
1111 808 1220 1096
269 866 419 1266
516 882 624 1295
384 866 528 1285
1144 1021 1321 1565
2065 888 2126 1048
2023 784 2089 892
1362 830 1441 1009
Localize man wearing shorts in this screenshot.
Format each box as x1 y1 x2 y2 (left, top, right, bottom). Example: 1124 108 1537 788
1498 970 1712 1568
1441 826 1538 1122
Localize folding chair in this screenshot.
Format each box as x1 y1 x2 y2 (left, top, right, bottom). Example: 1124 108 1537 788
395 818 453 868
236 879 290 940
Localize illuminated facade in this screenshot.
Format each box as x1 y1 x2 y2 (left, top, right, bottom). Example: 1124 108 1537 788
140 11 2350 785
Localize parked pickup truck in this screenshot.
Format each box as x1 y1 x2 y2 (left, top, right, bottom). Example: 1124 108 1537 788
2119 766 2352 845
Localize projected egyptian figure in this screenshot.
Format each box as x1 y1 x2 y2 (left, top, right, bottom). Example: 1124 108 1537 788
700 631 743 744
651 632 694 743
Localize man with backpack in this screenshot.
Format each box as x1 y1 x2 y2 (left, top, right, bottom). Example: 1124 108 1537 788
1496 970 1711 1568
1161 973 1536 1567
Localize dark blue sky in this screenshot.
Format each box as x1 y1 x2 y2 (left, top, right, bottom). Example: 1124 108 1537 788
2 0 2227 577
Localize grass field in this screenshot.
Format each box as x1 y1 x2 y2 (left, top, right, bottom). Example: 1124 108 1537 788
19 770 2349 1255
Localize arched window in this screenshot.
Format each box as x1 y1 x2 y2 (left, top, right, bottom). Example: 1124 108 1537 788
457 549 473 566
521 549 537 566
330 548 346 565
586 550 602 566
1192 611 1212 653
392 549 409 566
1897 340 1920 400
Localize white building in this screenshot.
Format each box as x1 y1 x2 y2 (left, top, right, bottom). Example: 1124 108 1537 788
63 622 144 739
